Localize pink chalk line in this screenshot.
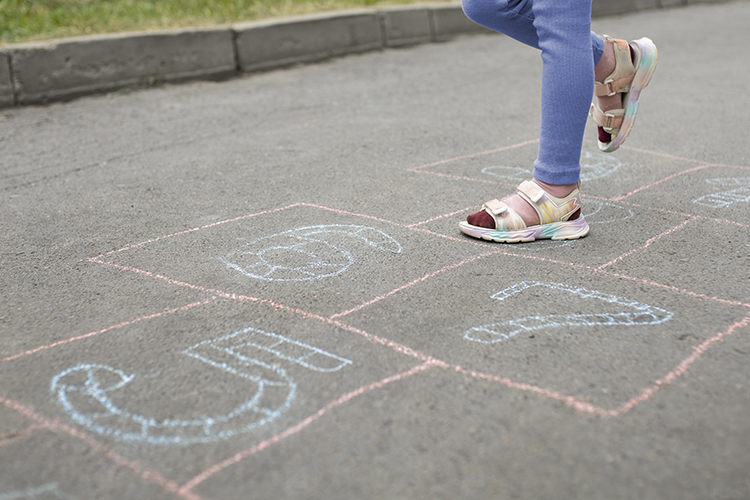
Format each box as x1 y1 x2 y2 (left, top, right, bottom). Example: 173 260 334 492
407 139 539 172
178 360 445 497
611 311 750 415
409 226 500 249
610 163 750 202
610 164 712 201
405 206 479 228
595 270 750 309
298 203 408 227
89 204 302 259
0 395 193 500
329 250 504 319
410 170 510 187
0 298 215 363
89 259 439 363
455 311 750 417
621 145 750 170
596 216 697 270
619 145 703 164
585 195 750 229
454 366 611 417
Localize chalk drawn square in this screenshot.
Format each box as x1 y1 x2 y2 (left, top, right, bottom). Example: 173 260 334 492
409 140 697 200
602 219 750 306
617 164 750 225
0 297 421 484
0 430 176 500
91 204 487 317
343 256 749 414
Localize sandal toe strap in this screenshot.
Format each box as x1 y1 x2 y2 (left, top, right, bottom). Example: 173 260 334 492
595 36 636 98
482 199 527 231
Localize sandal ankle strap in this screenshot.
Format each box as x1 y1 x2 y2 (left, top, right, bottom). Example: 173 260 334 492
594 36 635 97
516 180 582 225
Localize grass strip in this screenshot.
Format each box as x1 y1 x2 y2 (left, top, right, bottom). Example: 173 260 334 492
1 0 451 45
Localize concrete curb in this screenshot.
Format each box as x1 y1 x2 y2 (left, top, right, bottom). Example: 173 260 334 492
5 27 236 105
233 10 384 73
0 0 728 107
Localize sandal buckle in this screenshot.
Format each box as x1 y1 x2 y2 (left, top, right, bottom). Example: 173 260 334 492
603 112 617 132
603 79 616 97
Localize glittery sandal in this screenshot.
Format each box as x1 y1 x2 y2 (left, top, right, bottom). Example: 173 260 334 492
459 180 590 243
590 36 658 153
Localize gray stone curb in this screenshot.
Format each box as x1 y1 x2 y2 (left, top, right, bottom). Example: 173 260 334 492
5 27 236 106
234 10 384 73
0 0 728 107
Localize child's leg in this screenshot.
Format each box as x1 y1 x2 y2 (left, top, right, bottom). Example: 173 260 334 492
461 0 600 240
531 0 598 187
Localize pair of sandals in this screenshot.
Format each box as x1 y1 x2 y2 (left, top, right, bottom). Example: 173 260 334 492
460 36 659 243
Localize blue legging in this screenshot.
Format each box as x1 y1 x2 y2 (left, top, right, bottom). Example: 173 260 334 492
462 0 605 185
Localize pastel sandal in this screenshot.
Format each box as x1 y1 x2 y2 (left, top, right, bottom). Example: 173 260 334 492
590 36 658 153
459 180 590 243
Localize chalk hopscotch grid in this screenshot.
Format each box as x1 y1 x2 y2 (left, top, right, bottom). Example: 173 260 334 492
1 221 746 500
3 200 746 448
3 149 748 499
73 202 750 417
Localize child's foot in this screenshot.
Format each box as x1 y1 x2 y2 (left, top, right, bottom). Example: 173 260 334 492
460 180 589 243
591 35 658 152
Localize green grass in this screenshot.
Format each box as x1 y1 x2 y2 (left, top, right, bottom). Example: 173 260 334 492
0 0 451 45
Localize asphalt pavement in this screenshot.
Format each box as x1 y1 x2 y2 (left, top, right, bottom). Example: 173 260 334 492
1 2 749 499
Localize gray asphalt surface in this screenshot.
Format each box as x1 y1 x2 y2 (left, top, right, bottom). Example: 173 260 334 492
2 2 750 499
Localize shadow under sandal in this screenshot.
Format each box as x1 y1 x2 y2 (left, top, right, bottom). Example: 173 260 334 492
459 180 590 243
590 35 659 153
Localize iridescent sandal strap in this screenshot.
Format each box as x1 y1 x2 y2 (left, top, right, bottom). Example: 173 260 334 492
482 199 527 231
516 180 547 223
594 36 635 97
517 180 545 203
517 180 582 224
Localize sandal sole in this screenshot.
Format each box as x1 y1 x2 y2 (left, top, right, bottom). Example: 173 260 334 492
459 216 590 243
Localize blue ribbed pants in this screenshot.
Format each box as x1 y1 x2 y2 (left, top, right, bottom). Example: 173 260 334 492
461 0 605 185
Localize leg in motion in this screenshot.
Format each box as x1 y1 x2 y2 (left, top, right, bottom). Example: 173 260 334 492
460 0 598 242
